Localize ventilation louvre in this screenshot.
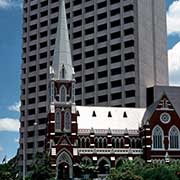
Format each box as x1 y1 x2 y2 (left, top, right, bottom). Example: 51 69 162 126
108 111 112 117
123 111 127 118
92 110 96 117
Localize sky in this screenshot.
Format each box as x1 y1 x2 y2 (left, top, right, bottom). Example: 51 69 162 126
0 0 180 163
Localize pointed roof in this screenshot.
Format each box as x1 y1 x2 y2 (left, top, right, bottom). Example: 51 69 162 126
142 93 177 126
52 0 74 80
76 106 146 130
150 86 180 117
141 100 160 126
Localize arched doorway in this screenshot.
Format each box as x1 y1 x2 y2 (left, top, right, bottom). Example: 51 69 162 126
56 151 73 180
97 157 111 175
57 162 69 179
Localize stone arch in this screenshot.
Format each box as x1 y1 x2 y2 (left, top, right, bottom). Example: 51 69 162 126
82 156 92 165
56 151 73 179
97 157 111 175
115 157 126 168
97 156 111 166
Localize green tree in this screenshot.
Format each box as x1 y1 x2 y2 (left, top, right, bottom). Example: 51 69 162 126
108 158 180 180
108 168 143 180
0 156 19 180
25 152 54 180
168 161 180 179
142 165 178 180
79 161 98 179
108 157 145 180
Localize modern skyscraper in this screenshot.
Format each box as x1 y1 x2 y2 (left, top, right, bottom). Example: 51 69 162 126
19 0 168 176
66 0 168 107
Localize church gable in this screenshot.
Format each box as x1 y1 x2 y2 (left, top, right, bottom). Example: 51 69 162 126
142 94 178 126
156 95 174 111
150 94 179 127
56 135 72 147
141 95 180 161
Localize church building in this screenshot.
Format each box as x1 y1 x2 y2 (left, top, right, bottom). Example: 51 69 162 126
46 0 180 179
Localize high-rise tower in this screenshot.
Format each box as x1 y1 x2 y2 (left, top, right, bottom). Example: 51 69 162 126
19 0 168 176
65 0 168 107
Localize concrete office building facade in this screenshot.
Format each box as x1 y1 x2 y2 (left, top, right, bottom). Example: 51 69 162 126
65 0 168 107
19 0 168 176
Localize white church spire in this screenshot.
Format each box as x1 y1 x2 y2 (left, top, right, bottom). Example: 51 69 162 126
52 0 74 81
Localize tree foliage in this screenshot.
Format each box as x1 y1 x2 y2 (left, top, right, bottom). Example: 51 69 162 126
25 152 54 180
80 161 98 179
142 165 178 180
0 156 19 180
108 157 180 180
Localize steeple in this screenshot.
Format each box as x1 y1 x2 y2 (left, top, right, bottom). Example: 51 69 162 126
52 0 74 81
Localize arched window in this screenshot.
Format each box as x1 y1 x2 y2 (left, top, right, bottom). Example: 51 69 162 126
136 138 141 148
82 138 85 148
169 126 179 149
103 138 107 148
99 138 103 148
112 138 115 148
130 138 136 148
116 138 120 148
86 138 90 148
120 138 124 148
82 157 92 165
78 138 81 147
95 138 98 148
64 111 71 131
55 110 61 130
152 126 163 149
60 85 66 102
